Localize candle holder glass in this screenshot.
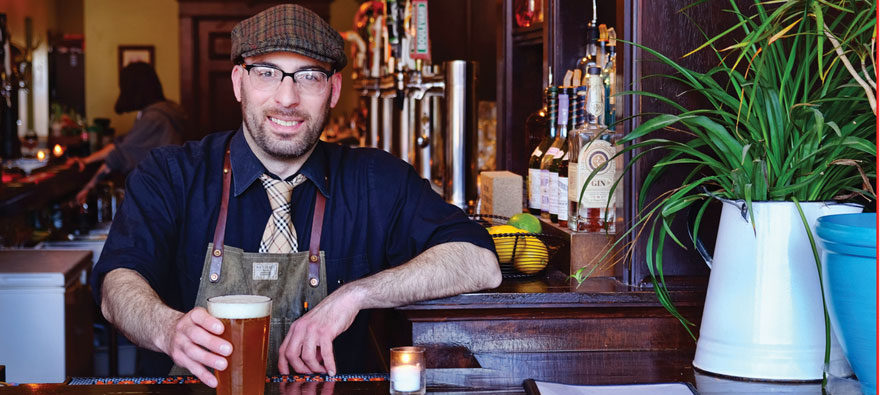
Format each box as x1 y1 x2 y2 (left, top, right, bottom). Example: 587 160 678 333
390 346 425 395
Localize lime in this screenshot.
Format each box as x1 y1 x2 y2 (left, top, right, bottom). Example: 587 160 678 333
508 213 542 233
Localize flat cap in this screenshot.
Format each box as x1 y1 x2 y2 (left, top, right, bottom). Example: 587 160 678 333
231 4 347 71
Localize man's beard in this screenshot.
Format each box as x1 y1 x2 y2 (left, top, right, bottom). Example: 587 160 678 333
241 86 332 160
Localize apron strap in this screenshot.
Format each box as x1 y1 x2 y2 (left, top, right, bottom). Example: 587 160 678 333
209 133 328 285
308 189 326 288
209 137 234 283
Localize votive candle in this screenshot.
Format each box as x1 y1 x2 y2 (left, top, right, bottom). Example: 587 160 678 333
390 346 425 394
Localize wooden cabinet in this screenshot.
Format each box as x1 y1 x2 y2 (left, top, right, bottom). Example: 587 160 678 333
398 274 705 382
497 0 737 285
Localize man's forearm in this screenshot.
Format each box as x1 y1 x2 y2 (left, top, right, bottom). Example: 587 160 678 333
85 143 115 164
340 242 501 310
100 268 183 354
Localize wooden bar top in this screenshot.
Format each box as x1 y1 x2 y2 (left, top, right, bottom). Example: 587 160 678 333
400 270 707 309
0 161 97 217
0 250 93 286
0 366 851 394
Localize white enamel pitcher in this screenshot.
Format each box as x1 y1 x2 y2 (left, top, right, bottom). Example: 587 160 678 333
692 200 861 380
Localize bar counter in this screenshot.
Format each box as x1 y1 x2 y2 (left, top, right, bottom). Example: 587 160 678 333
397 270 706 385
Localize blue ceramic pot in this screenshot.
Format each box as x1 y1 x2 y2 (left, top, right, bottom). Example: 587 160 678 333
815 213 876 395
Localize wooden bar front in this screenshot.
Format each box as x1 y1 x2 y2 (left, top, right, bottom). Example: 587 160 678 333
398 271 706 385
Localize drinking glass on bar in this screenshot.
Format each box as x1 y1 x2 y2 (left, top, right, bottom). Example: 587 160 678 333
208 295 271 395
390 346 426 394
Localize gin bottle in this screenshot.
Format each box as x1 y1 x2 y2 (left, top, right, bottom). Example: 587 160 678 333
568 67 622 232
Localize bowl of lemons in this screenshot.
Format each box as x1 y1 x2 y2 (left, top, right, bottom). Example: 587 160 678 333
473 213 563 278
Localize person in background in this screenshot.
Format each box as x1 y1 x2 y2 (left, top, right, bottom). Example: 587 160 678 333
90 3 500 386
70 61 188 203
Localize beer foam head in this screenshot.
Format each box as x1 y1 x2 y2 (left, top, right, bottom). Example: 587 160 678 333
207 295 271 319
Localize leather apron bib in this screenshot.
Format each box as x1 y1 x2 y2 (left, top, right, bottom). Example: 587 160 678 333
171 138 328 375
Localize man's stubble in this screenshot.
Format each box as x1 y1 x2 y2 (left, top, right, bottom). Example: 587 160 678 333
241 84 332 160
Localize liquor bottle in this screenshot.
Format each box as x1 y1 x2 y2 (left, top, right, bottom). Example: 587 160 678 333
546 88 570 223
569 66 622 232
527 77 556 215
539 88 568 220
539 85 563 219
604 27 618 128
557 102 580 227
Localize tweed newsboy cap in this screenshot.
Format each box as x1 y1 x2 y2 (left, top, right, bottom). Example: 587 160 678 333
231 4 347 71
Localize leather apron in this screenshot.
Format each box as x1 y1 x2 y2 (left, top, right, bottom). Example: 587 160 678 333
171 138 329 375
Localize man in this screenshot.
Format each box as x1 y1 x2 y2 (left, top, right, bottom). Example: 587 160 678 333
90 4 501 388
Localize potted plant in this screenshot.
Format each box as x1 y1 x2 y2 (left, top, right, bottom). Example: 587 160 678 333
576 0 875 381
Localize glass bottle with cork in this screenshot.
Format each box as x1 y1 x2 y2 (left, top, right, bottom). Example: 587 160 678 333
527 69 555 215
544 87 570 223
568 66 622 232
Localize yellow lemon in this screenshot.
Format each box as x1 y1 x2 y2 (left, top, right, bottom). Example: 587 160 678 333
512 235 547 274
487 225 527 264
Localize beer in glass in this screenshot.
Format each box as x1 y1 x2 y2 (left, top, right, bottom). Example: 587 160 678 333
208 295 271 395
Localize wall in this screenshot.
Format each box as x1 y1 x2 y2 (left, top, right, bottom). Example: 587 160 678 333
83 0 179 135
329 0 358 120
0 0 52 138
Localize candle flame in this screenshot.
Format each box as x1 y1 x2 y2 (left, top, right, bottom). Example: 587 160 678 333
53 144 64 156
400 353 411 364
37 150 46 161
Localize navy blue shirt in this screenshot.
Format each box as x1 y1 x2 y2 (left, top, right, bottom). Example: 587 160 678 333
91 129 495 373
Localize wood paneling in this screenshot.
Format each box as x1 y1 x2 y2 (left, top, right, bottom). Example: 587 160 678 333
623 0 745 283
399 275 705 379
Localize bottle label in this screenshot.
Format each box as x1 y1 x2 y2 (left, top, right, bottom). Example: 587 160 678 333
528 168 542 209
548 171 559 214
557 176 569 221
577 139 616 208
544 146 560 157
567 162 578 202
531 146 544 157
540 171 550 212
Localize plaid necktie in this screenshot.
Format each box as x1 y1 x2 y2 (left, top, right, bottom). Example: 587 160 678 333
258 173 307 253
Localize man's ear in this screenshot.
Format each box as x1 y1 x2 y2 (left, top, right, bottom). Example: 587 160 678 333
231 65 243 102
329 72 342 108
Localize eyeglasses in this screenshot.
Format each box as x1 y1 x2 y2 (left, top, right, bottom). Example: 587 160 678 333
242 64 334 95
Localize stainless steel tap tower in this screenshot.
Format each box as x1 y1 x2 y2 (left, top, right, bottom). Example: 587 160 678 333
355 60 477 211
442 60 476 211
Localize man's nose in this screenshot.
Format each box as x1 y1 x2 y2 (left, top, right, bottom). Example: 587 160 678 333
273 77 302 107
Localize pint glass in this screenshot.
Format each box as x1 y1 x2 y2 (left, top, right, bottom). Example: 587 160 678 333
208 295 271 395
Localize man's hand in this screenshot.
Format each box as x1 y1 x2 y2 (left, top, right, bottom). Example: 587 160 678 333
161 307 232 388
66 157 86 171
75 182 94 205
277 289 363 376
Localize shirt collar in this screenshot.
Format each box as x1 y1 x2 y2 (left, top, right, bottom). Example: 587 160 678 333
230 128 331 198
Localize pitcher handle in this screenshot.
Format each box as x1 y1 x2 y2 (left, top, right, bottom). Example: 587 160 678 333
687 199 713 269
